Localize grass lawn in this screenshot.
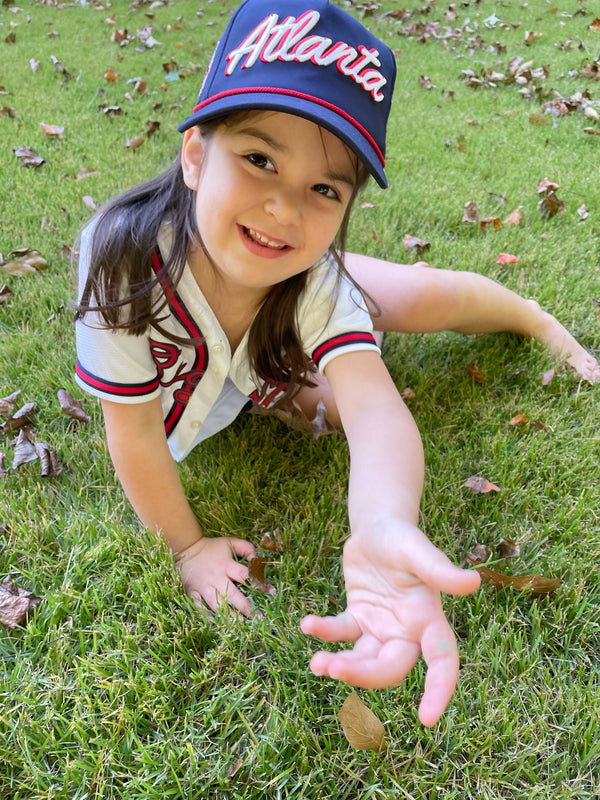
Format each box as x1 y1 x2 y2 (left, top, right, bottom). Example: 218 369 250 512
1 0 599 797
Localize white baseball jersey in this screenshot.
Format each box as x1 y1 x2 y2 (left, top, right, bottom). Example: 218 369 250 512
75 223 379 461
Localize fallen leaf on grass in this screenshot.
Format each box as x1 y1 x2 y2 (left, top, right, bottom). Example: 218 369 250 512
462 201 479 223
504 206 522 226
247 556 276 595
259 530 284 553
539 191 565 219
34 441 63 478
0 402 37 434
402 234 430 255
13 146 45 168
480 216 502 231
40 122 64 138
126 135 145 151
0 576 42 630
509 413 548 431
1 248 48 276
497 537 520 559
463 476 500 494
464 555 560 597
57 389 90 424
338 691 386 752
0 452 6 478
497 253 519 265
11 427 37 469
0 390 20 418
0 284 12 305
466 362 484 383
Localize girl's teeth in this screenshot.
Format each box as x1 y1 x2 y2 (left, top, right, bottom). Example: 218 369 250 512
247 228 286 249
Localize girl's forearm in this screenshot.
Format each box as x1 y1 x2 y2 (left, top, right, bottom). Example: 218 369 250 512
101 398 204 555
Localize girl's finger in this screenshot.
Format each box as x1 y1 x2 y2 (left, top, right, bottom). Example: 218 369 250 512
309 640 420 689
406 537 481 596
418 620 460 727
300 612 362 642
229 537 257 560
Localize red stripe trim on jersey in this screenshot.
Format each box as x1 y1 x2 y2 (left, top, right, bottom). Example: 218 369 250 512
312 332 377 368
151 248 209 437
193 87 385 167
76 362 160 396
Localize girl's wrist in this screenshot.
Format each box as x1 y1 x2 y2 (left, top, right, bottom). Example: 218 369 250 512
172 536 206 566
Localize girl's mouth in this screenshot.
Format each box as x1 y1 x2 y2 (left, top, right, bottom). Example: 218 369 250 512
243 226 288 250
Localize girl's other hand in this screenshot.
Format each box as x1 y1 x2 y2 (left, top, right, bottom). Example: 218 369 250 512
300 521 480 727
176 536 259 618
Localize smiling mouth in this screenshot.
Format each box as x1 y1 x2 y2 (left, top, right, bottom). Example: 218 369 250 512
243 226 289 250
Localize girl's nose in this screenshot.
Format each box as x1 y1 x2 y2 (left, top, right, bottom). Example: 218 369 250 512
264 188 302 227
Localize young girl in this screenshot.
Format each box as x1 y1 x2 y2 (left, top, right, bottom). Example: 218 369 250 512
75 0 598 728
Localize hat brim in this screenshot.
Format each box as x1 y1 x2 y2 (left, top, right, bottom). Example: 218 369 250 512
177 92 388 189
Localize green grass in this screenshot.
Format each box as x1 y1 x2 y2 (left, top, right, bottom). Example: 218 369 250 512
1 0 599 797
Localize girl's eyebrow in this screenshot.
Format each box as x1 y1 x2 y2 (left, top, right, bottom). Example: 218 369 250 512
237 126 356 187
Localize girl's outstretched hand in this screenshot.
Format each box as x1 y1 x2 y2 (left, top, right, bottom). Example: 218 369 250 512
300 521 481 727
176 536 260 618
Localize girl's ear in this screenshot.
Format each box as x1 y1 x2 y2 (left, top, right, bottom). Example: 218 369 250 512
181 127 205 190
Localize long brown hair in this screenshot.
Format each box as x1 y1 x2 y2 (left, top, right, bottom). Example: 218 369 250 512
76 112 371 400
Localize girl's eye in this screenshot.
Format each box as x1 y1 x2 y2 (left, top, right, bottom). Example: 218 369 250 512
246 152 275 171
313 183 340 201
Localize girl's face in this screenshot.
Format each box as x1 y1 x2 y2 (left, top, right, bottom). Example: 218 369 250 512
181 111 358 302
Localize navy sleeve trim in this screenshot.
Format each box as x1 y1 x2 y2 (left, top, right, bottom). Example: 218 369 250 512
312 332 377 369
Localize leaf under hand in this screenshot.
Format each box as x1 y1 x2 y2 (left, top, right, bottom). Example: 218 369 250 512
338 691 386 752
247 556 276 595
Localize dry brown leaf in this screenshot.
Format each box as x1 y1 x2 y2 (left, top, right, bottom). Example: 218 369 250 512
539 191 565 219
464 556 560 597
126 135 145 151
0 389 20 418
462 201 479 223
247 556 276 595
338 691 386 752
509 413 529 425
504 206 522 226
259 530 284 553
497 537 520 559
13 146 45 168
40 122 64 138
497 253 519 265
34 441 63 478
0 402 37 434
461 543 492 566
466 362 484 383
479 216 502 231
57 388 90 424
0 452 6 478
104 66 118 82
536 177 560 195
1 248 48 276
590 17 600 32
402 234 430 255
0 576 42 630
0 284 12 305
11 427 38 469
462 476 500 494
401 387 416 401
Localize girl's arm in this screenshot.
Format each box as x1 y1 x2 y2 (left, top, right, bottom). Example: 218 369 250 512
345 252 599 383
301 351 480 727
100 397 257 616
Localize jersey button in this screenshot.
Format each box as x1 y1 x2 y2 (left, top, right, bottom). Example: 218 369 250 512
211 343 225 355
190 421 202 429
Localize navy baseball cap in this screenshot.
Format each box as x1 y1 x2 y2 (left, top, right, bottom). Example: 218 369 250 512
178 0 396 188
